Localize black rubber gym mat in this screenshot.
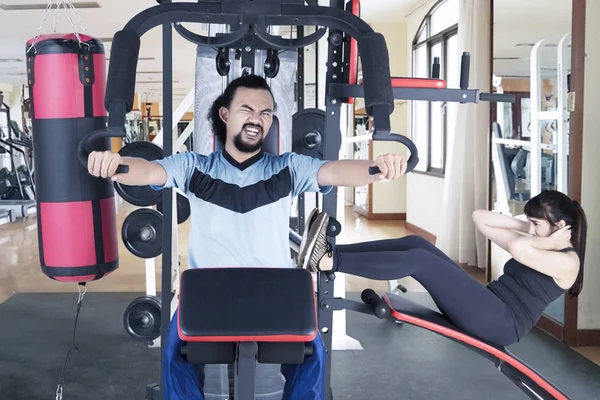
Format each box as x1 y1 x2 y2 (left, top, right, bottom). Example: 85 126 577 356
0 292 599 399
0 292 161 400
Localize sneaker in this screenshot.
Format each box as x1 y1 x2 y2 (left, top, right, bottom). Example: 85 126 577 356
297 208 319 267
299 212 330 270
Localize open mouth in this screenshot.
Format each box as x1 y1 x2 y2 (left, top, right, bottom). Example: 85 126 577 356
244 125 262 138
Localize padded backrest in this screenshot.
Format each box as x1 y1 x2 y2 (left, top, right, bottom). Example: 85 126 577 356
213 115 280 155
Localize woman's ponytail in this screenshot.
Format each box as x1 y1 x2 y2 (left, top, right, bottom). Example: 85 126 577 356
567 200 588 297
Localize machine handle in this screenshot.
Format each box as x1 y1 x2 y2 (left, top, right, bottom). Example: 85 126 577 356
361 289 390 319
368 132 419 175
77 127 129 174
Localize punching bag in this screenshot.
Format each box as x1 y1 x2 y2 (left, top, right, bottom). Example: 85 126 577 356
26 33 119 282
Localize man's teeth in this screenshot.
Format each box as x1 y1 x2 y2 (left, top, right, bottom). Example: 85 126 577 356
245 127 260 136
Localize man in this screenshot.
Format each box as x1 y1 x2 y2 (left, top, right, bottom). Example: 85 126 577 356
88 74 407 399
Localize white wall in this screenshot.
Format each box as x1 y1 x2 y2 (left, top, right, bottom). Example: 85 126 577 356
370 21 410 215
405 0 446 236
577 0 600 330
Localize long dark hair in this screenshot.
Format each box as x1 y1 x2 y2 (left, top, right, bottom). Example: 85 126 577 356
524 190 588 296
208 74 275 143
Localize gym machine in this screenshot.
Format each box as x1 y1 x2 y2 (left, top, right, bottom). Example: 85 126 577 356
492 32 571 215
0 99 36 221
73 0 570 399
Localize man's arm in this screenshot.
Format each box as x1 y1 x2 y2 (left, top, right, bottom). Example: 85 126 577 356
317 154 407 187
88 151 166 186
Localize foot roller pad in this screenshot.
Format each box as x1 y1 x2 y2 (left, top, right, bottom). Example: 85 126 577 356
178 267 317 342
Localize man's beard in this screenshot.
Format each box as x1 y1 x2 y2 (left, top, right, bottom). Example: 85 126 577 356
233 123 264 153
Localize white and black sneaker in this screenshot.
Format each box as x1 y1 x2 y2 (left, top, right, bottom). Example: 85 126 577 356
298 211 330 270
297 208 319 266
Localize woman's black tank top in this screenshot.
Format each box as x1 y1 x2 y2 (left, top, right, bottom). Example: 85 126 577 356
487 247 575 340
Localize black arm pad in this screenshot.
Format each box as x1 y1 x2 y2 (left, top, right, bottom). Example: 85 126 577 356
358 32 394 116
105 30 141 113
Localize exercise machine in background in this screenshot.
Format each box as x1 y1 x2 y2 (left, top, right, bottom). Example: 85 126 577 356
0 98 36 222
69 1 569 399
492 33 571 215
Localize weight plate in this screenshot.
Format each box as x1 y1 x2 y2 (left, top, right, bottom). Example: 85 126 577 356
123 295 162 342
122 208 163 259
157 193 191 225
292 109 326 159
114 141 163 207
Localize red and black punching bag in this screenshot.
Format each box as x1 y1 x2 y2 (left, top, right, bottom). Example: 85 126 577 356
26 33 119 283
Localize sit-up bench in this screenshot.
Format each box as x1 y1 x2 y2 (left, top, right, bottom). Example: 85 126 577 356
178 267 317 400
380 293 569 400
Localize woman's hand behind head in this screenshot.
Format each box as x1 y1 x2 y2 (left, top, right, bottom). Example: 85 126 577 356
549 225 572 250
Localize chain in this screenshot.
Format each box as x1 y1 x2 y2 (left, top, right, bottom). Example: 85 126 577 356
27 0 54 53
66 1 88 34
27 0 89 54
55 283 87 400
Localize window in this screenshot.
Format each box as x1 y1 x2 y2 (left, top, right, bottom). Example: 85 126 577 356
411 0 459 175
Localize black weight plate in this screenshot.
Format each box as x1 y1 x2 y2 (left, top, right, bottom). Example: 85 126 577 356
114 141 163 207
157 193 191 225
292 109 326 159
122 208 163 259
123 295 162 342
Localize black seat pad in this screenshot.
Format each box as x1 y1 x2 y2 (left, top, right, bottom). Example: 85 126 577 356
178 267 317 342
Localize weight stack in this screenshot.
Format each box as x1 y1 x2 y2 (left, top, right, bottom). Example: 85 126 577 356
26 34 119 283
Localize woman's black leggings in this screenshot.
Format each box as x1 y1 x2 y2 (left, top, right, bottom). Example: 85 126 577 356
333 235 519 347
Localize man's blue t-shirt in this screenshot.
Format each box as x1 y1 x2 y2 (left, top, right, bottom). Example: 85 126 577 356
151 150 331 269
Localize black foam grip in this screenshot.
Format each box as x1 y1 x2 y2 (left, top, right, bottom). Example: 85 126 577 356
105 30 141 112
432 57 441 79
460 52 470 90
358 33 394 116
361 289 390 319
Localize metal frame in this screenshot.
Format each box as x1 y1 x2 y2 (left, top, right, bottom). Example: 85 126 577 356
491 32 571 215
89 1 517 399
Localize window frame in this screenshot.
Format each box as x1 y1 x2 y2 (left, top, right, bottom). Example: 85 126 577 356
411 0 458 178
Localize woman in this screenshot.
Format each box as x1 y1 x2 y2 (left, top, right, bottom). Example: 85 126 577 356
298 190 587 347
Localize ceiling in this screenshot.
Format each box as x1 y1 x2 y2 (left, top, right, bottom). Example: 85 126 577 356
0 0 568 100
493 0 573 79
0 0 418 101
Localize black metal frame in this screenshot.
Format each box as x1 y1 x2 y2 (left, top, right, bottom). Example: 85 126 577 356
82 1 522 399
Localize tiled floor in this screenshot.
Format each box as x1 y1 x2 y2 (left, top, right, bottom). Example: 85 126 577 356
0 199 598 366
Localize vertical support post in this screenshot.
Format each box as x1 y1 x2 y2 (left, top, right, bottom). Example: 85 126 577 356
557 33 571 194
295 26 306 235
529 40 544 196
319 2 344 399
297 26 305 112
241 42 255 75
158 7 174 400
235 342 258 400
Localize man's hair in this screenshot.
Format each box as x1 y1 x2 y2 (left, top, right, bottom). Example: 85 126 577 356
208 74 276 143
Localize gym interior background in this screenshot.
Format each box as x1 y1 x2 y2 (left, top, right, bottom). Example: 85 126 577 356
1 0 600 399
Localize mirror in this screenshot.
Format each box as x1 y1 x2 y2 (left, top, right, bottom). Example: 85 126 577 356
491 0 573 325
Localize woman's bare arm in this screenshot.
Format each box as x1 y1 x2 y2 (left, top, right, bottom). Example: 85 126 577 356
472 210 532 252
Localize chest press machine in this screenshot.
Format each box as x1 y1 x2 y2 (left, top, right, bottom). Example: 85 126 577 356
74 0 569 399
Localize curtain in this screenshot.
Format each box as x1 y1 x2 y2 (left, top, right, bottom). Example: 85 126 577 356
436 0 491 269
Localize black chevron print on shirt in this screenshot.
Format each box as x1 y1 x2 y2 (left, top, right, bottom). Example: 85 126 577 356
188 167 293 213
